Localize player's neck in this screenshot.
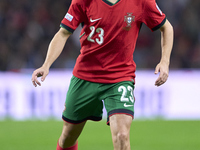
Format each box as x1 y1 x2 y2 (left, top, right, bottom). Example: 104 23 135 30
106 0 119 5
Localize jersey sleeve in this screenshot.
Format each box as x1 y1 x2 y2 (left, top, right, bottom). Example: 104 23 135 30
142 0 166 31
60 0 86 33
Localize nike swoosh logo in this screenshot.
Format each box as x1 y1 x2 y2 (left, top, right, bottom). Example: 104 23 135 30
90 18 102 22
124 103 133 107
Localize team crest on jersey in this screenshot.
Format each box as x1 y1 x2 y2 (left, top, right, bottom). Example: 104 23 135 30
123 13 135 31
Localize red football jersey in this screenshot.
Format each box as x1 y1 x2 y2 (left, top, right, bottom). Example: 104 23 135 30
61 0 166 83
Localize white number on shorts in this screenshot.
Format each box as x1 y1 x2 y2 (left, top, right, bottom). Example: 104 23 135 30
118 86 134 103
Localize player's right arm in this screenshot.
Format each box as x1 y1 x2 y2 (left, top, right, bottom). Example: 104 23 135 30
31 27 72 87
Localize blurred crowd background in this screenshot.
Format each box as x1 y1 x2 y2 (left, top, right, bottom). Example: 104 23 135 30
0 0 200 71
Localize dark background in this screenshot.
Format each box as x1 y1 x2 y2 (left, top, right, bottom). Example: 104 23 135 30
0 0 199 71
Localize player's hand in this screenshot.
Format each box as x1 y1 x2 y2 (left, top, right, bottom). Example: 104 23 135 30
31 67 49 87
154 62 169 86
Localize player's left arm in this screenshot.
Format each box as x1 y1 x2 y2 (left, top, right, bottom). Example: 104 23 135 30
155 19 174 86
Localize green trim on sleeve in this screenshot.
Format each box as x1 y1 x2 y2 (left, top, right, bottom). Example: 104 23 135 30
60 24 74 34
152 17 167 31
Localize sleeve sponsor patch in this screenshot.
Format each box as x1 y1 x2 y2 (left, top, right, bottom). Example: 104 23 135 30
65 13 73 22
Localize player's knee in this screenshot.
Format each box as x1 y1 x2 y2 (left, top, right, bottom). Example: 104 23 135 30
113 130 129 145
117 131 129 142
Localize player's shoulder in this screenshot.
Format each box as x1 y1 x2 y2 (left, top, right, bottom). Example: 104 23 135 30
133 0 156 9
128 0 148 6
142 0 156 5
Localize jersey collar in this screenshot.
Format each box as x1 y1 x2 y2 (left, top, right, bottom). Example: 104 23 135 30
102 0 120 6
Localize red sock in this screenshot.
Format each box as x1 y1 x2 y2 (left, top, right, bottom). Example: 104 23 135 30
56 141 78 150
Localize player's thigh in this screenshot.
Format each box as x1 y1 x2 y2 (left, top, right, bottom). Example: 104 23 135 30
63 76 103 123
103 81 135 125
109 114 132 138
109 114 132 131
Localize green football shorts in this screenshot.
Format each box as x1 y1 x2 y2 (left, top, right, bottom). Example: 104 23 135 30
62 76 135 125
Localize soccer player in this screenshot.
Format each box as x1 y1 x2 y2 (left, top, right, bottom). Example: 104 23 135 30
31 0 173 149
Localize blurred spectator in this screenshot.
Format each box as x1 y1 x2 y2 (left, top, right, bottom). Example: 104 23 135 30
0 0 199 71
